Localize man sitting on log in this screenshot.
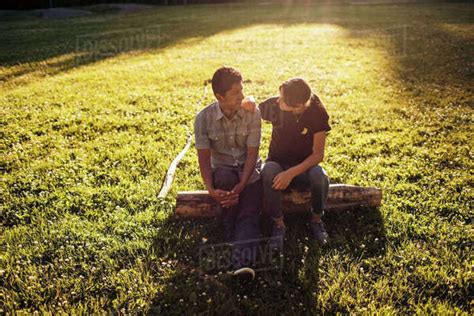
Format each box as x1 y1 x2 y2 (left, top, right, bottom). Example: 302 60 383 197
243 78 331 249
194 66 262 281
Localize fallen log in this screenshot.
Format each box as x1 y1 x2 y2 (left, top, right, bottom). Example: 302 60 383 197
175 184 382 218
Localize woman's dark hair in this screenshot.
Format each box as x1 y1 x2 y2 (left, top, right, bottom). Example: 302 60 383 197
279 78 312 107
211 66 242 97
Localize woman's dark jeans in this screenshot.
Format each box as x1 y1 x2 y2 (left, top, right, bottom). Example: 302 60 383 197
261 161 329 220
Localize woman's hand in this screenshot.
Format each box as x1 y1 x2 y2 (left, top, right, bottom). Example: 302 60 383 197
241 95 257 112
272 170 295 190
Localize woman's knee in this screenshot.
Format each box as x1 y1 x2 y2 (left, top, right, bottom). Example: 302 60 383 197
308 166 329 187
261 161 283 182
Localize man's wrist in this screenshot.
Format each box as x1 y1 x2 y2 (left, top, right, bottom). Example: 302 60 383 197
237 179 248 188
207 187 215 195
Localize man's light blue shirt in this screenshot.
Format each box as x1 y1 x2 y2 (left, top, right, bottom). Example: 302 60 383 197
194 101 262 184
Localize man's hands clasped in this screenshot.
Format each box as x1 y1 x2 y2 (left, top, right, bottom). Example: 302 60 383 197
209 182 246 208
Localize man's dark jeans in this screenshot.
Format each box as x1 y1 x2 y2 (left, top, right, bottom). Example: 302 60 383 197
261 161 330 219
213 168 262 270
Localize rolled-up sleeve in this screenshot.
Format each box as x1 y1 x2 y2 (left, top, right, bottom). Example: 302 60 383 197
246 109 261 147
194 112 210 149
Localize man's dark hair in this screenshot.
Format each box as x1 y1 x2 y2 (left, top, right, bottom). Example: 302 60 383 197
211 66 242 97
279 78 312 107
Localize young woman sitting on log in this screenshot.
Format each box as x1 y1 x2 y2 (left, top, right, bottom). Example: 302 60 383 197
243 78 331 250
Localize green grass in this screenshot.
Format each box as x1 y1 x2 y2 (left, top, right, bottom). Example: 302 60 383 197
1 2 473 314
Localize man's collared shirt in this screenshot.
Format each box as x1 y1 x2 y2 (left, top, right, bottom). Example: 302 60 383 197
194 101 262 184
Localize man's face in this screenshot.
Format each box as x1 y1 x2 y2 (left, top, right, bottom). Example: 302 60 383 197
217 81 244 111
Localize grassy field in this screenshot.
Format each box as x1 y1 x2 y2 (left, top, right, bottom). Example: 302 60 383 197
1 2 473 314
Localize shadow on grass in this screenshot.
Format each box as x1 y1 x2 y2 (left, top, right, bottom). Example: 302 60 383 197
1 3 471 89
146 204 386 314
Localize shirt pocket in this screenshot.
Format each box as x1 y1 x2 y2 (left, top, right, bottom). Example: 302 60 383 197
208 129 226 150
235 127 249 148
